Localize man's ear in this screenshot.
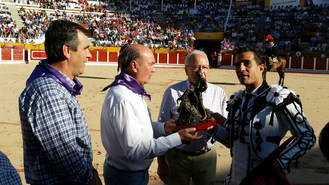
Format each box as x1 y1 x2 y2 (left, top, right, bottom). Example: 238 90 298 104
259 64 265 71
62 45 70 59
184 66 188 75
130 60 138 73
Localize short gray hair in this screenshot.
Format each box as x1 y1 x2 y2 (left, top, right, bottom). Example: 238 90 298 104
184 50 209 66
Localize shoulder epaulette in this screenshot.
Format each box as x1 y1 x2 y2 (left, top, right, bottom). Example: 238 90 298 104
265 85 301 110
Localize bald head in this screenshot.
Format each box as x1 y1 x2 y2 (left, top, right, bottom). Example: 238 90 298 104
118 44 156 85
118 44 152 72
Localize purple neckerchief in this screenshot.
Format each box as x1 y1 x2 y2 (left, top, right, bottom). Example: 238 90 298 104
102 72 151 100
26 60 83 96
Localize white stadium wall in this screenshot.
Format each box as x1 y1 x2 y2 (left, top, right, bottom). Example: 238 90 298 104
270 0 300 8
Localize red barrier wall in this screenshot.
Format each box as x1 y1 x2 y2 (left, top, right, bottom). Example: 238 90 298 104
303 57 314 69
98 50 108 62
290 56 301 69
159 53 168 64
1 48 11 60
1 47 328 73
316 58 327 70
221 54 232 66
30 50 46 60
109 52 118 62
178 52 187 64
168 52 177 64
13 47 24 61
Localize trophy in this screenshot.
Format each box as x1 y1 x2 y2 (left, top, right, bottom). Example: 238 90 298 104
175 70 216 131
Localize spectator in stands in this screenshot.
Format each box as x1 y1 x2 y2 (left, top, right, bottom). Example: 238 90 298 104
221 37 234 51
100 44 201 185
157 50 228 185
18 20 102 185
0 151 22 185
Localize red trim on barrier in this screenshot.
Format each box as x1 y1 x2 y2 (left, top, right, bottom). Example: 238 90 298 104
290 56 302 69
159 53 168 64
316 58 326 70
221 53 232 66
1 47 327 73
169 52 177 64
303 57 314 70
178 51 187 64
98 50 108 62
1 47 12 60
31 50 46 60
13 48 24 60
109 52 118 62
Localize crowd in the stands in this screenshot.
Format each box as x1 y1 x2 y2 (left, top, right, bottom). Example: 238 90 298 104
0 0 328 53
0 5 18 40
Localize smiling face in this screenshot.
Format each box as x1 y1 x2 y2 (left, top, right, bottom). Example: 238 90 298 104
234 51 265 91
67 30 92 78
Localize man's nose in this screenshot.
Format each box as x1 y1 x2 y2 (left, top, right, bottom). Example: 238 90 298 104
199 70 206 78
236 64 246 72
151 65 156 72
86 49 92 58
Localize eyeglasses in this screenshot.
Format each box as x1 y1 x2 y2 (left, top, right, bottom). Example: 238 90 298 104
187 65 210 71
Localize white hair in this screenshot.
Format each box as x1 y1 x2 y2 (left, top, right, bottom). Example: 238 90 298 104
184 50 209 66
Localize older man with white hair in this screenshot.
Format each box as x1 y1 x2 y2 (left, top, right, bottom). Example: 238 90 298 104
157 50 228 185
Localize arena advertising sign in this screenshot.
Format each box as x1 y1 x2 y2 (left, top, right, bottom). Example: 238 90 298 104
270 0 300 7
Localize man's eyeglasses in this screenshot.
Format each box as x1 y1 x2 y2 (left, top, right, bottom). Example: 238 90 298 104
187 65 210 71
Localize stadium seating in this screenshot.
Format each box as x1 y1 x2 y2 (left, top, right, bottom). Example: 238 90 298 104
0 0 328 53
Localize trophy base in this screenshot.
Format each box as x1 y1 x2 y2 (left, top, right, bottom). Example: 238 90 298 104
175 120 217 131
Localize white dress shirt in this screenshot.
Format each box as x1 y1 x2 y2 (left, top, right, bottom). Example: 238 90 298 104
101 85 182 171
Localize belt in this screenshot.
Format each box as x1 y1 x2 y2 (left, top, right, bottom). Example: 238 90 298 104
174 148 211 156
108 164 148 173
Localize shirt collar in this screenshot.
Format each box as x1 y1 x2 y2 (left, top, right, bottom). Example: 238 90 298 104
102 72 151 100
26 60 83 96
245 81 270 97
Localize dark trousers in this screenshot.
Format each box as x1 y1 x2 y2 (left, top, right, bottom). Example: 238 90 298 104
103 162 149 185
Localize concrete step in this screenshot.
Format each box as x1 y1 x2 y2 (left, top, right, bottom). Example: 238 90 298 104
6 2 24 30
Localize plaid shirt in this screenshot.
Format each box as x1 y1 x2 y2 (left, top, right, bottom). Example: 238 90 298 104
0 151 22 185
19 76 93 185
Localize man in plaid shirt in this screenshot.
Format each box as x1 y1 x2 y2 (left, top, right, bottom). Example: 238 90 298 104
0 151 22 185
19 20 101 185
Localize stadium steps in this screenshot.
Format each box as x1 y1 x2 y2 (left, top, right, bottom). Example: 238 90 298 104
6 3 24 30
256 15 266 33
